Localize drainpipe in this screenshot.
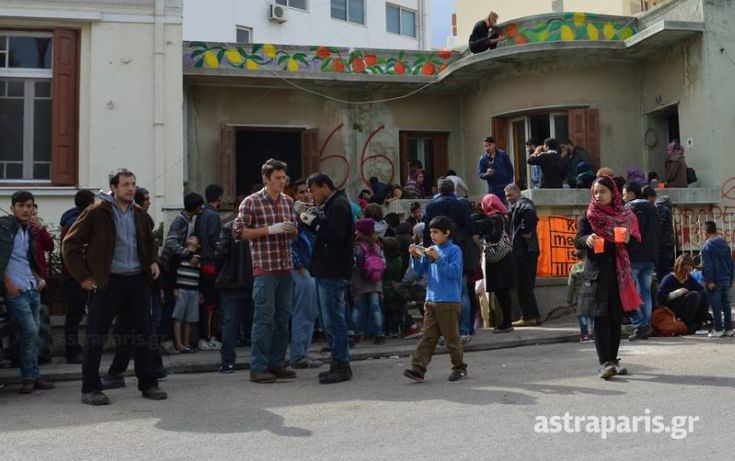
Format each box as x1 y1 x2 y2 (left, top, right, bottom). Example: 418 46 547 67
417 0 426 50
153 0 166 216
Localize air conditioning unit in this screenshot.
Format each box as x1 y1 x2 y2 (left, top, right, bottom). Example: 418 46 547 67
269 3 288 23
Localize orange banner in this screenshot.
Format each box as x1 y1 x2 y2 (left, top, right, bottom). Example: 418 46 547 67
537 216 579 278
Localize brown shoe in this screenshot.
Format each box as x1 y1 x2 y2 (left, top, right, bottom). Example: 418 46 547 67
34 378 55 390
250 371 277 383
268 367 297 380
512 318 538 327
19 380 35 394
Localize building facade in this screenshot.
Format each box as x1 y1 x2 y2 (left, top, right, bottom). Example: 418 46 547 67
183 0 432 50
0 0 184 225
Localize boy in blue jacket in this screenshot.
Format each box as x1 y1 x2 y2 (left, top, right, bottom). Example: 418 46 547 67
404 216 467 382
701 221 734 337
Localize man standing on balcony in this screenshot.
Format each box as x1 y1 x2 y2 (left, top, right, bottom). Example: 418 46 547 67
469 11 504 54
478 136 514 202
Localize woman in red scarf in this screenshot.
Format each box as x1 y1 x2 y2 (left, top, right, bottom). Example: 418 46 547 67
575 175 642 380
478 194 517 333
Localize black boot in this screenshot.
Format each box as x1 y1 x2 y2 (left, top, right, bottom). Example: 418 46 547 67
318 361 336 379
319 363 352 385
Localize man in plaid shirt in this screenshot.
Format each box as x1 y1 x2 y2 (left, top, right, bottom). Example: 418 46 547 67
237 159 299 383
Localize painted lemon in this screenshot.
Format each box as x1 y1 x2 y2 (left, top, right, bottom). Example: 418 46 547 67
263 43 277 59
619 27 634 40
573 12 586 28
561 25 574 41
246 59 258 70
537 30 549 42
603 22 615 40
286 58 299 72
587 23 599 40
225 49 243 66
202 50 218 68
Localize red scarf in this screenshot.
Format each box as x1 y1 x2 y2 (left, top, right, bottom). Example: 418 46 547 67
585 183 642 312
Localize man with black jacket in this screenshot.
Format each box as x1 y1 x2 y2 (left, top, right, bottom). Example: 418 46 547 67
505 184 542 326
194 184 223 351
307 172 355 384
527 138 566 189
623 182 660 340
63 168 166 405
468 12 503 54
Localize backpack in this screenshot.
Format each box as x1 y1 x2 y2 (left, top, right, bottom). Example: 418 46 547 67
652 306 689 336
686 167 697 185
358 241 386 282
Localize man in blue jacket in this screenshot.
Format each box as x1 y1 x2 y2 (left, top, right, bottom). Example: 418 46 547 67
478 136 514 201
702 221 734 337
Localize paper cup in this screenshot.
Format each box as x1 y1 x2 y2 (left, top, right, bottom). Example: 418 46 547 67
593 237 605 254
614 227 626 243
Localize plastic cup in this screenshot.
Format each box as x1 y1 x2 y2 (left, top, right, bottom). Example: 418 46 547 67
656 182 665 189
614 227 627 243
593 237 605 254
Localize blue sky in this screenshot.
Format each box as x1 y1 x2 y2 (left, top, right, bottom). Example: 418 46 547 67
430 0 456 48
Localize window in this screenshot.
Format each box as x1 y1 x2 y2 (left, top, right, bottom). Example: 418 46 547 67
0 33 53 182
275 0 307 10
386 4 416 37
331 0 365 25
236 26 252 44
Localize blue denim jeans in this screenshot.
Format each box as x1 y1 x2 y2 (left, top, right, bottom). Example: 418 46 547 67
707 285 733 332
6 290 41 380
220 289 247 366
631 261 655 328
578 315 595 336
250 273 294 373
290 270 318 362
316 278 350 365
352 292 384 337
460 275 470 336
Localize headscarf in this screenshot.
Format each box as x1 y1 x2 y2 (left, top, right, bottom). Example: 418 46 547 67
586 177 642 312
355 218 376 236
481 193 508 216
626 167 647 187
667 141 685 160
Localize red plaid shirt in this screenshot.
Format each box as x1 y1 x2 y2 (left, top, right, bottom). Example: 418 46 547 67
239 188 297 273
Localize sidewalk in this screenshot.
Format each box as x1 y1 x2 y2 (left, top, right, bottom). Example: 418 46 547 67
0 316 580 384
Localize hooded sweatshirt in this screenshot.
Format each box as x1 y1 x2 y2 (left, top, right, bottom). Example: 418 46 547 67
702 236 734 286
99 191 142 275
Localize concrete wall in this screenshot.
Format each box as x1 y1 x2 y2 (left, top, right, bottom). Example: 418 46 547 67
183 0 432 50
460 62 643 195
186 85 462 201
0 0 184 228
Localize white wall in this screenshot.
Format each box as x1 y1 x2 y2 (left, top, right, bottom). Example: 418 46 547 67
183 0 431 50
0 0 184 227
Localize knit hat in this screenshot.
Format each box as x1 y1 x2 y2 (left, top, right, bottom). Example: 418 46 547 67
355 218 375 236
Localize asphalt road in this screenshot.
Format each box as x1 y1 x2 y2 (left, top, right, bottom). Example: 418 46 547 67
1 338 733 460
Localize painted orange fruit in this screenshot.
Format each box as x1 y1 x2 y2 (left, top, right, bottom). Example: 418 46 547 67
421 62 435 75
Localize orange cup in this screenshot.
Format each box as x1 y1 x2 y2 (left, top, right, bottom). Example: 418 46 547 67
593 237 605 254
657 182 665 189
614 227 627 243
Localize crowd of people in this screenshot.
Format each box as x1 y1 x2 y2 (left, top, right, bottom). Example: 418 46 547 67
0 130 730 402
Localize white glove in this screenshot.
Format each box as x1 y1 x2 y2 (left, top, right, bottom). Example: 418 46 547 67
668 288 687 301
268 222 296 235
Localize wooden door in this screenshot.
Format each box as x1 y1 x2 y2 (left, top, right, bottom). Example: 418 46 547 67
51 28 79 185
301 128 319 178
568 108 600 170
219 125 236 210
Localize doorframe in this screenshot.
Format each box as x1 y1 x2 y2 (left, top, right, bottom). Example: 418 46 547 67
399 130 450 187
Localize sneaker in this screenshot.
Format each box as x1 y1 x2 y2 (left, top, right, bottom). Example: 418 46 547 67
198 339 213 351
403 367 425 382
709 330 725 338
580 334 589 342
82 390 110 405
512 318 538 327
292 358 323 369
612 358 628 376
268 367 297 380
598 362 617 380
493 326 513 334
141 386 167 400
448 369 467 381
437 336 446 347
208 338 223 351
724 330 734 337
628 324 652 341
101 374 125 390
218 364 235 374
403 324 422 339
694 329 710 336
250 371 277 383
372 336 386 345
460 335 472 345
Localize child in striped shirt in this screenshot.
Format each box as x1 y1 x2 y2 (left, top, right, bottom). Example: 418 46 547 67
173 235 202 353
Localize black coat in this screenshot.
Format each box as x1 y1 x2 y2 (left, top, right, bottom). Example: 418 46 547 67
574 215 623 318
527 151 566 189
509 197 539 261
423 194 479 274
625 199 659 263
310 189 354 280
480 214 516 292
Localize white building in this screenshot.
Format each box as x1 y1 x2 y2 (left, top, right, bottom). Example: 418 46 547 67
183 0 432 50
0 0 184 226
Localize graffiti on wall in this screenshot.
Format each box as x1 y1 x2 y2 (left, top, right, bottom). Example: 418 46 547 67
500 13 637 46
318 124 395 189
186 43 458 76
537 216 580 278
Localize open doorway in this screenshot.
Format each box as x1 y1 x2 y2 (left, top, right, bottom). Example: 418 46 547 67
645 104 680 177
399 132 448 194
234 129 302 197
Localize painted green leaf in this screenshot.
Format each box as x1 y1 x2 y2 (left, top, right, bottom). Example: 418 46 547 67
190 49 205 59
534 22 549 33
525 31 538 42
349 50 363 59
237 47 248 58
548 31 561 41
294 55 308 65
216 49 225 63
277 55 289 65
252 44 262 54
575 27 587 40
548 19 562 32
293 53 306 60
189 41 207 48
195 59 203 68
320 57 332 70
